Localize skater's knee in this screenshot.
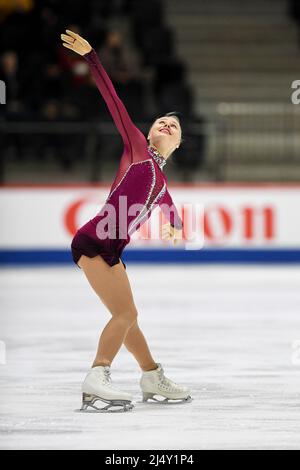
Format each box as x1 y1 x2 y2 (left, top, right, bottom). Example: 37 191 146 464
113 306 138 326
123 309 138 326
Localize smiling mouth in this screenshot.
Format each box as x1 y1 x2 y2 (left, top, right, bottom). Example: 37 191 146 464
159 129 171 135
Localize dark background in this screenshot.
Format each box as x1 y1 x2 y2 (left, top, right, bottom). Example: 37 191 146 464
0 0 300 183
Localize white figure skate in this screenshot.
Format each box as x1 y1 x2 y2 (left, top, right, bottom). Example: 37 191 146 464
140 363 192 404
80 365 134 412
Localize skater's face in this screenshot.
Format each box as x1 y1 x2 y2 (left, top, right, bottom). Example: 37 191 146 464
147 116 182 158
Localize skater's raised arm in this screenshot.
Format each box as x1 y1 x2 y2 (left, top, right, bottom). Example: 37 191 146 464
61 30 145 159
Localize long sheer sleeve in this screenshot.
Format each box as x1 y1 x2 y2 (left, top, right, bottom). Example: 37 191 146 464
159 188 183 230
83 48 146 162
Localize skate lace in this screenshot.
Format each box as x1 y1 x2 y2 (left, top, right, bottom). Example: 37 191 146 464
157 368 180 392
103 368 112 385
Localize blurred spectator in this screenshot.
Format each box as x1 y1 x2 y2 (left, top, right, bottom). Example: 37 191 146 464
0 50 27 119
99 30 141 84
68 72 109 121
0 49 33 160
37 99 65 167
38 99 84 170
98 29 147 119
43 63 64 101
0 0 199 181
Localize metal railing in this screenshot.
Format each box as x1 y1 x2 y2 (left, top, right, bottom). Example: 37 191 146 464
214 103 300 181
1 104 299 183
0 119 208 183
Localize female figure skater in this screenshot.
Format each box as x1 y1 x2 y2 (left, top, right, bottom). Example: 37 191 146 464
61 30 192 412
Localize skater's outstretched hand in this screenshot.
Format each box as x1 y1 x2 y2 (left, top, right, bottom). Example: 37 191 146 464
60 30 92 56
162 223 183 245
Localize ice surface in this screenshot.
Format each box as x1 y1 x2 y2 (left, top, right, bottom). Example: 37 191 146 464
1 264 300 450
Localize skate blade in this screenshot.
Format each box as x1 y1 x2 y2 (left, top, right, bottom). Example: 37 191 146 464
77 393 134 413
142 392 193 404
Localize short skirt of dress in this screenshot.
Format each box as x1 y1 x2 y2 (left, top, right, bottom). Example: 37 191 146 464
71 230 127 270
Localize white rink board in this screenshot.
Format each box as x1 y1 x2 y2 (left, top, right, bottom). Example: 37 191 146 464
1 185 300 248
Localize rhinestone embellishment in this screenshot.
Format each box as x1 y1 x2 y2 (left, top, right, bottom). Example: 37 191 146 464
147 145 167 170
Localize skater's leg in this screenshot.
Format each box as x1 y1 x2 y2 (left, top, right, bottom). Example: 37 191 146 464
123 320 158 372
78 254 138 368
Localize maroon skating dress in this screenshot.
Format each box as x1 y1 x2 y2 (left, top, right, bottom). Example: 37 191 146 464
71 48 183 270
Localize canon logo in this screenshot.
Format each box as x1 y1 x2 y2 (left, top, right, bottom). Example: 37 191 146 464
203 205 275 243
64 197 275 245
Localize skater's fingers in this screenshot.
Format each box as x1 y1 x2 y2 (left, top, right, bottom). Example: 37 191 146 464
162 232 171 240
63 43 74 50
65 29 85 45
61 34 74 45
162 231 170 239
66 29 79 39
61 33 74 42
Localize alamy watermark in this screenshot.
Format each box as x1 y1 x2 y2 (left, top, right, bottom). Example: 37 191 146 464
0 340 6 364
94 198 205 250
0 80 6 104
291 80 300 104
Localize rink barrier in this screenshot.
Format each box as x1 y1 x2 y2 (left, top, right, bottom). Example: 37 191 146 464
2 183 300 265
1 248 300 265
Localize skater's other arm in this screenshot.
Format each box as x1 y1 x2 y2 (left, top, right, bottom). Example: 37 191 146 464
60 30 145 158
159 188 183 245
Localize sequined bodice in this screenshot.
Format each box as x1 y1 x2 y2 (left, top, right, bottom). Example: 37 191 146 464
147 145 167 170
